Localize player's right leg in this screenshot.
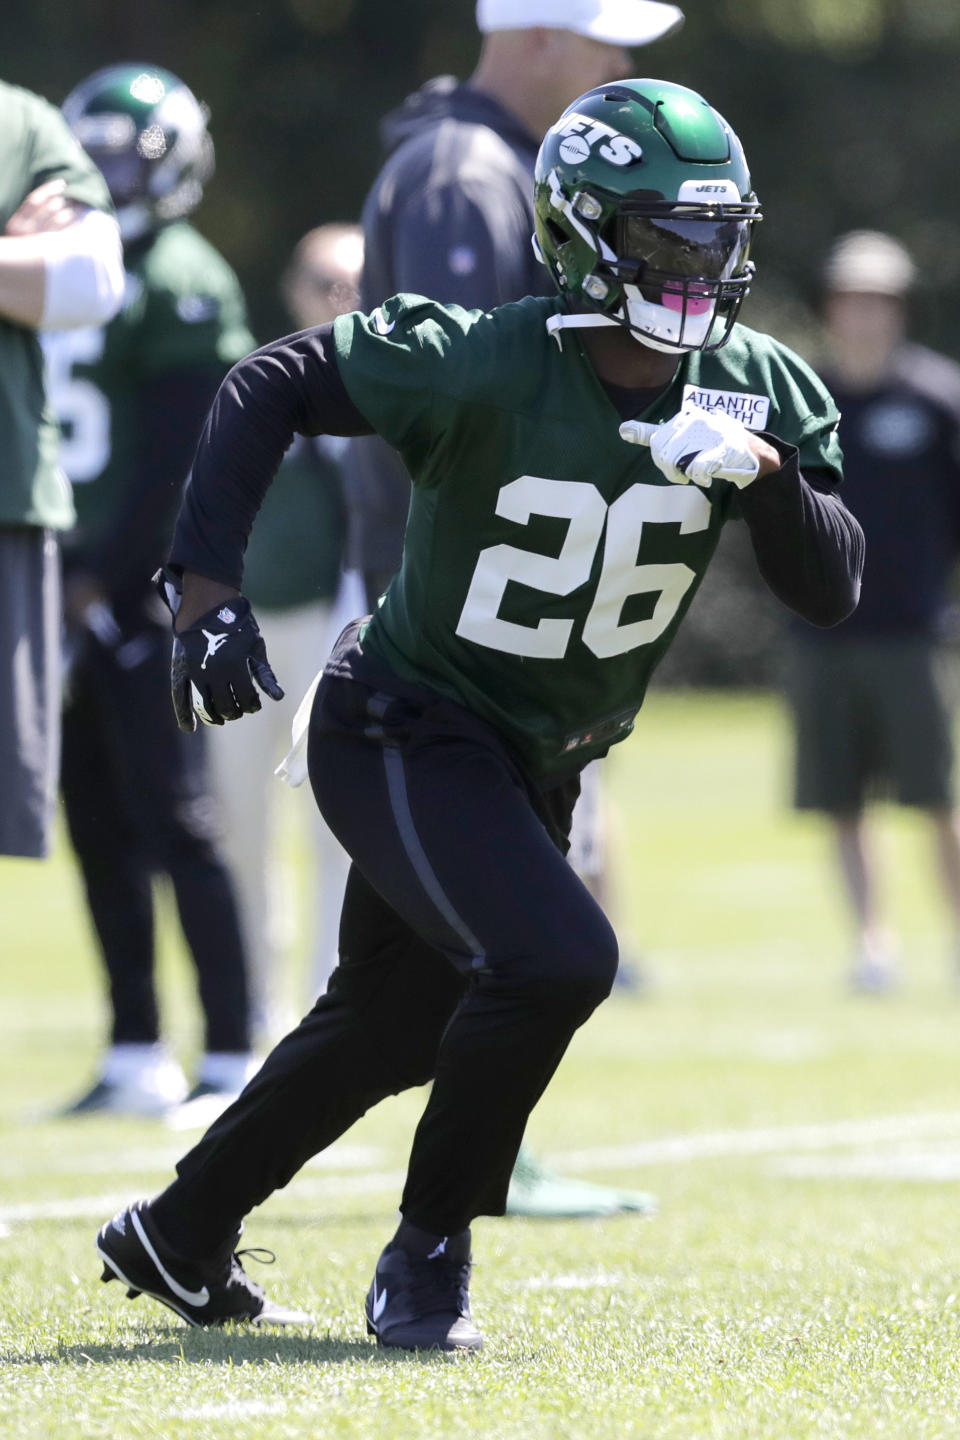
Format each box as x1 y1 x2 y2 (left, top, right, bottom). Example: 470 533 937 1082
96 863 468 1327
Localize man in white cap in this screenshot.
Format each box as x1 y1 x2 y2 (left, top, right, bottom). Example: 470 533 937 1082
785 230 960 992
350 0 682 1221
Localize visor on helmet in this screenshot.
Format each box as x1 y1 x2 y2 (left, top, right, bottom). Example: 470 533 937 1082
612 213 753 288
595 208 757 351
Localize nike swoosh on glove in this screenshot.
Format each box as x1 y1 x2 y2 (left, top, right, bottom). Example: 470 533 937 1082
153 567 284 733
619 402 761 489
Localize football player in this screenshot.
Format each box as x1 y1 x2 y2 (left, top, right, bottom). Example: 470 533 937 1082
95 80 864 1350
47 65 258 1118
0 82 123 861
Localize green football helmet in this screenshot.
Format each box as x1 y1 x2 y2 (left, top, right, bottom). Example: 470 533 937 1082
63 64 214 243
533 79 761 353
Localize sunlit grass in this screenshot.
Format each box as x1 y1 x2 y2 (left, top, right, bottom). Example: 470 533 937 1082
2 690 960 1438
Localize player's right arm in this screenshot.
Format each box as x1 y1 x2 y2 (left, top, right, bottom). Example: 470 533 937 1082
169 324 375 627
160 324 377 729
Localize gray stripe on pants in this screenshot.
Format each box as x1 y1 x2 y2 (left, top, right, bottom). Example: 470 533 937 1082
382 746 487 968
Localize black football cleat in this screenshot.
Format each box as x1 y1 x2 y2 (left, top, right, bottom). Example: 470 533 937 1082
96 1199 312 1328
365 1220 482 1352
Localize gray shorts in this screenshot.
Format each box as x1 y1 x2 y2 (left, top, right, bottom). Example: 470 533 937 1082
0 527 61 857
785 635 955 813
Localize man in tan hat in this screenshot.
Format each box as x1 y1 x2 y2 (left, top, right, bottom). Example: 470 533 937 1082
786 230 960 991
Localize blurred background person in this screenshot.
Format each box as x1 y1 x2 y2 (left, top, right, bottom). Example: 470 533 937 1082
209 222 364 1046
348 0 685 1217
785 230 960 992
46 64 259 1118
0 79 123 861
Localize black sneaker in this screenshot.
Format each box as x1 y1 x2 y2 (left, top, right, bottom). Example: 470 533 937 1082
96 1200 312 1328
365 1220 482 1352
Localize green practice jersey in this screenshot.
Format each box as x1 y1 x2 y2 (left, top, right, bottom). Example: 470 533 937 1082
44 220 254 551
0 81 114 530
333 294 842 778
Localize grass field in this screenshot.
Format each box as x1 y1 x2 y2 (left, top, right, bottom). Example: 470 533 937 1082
3 690 960 1439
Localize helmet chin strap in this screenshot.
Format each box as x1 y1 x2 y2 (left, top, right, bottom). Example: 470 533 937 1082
544 310 619 348
545 307 696 355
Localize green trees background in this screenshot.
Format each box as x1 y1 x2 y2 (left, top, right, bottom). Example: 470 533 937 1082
8 0 960 344
7 0 960 682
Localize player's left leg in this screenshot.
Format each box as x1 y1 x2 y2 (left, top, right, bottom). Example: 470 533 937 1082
507 759 654 1219
98 863 468 1328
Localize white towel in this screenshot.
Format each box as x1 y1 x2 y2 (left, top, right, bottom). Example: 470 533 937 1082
274 667 324 788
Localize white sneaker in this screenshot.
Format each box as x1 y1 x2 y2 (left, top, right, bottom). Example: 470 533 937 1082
65 1043 189 1116
166 1053 260 1131
849 948 899 994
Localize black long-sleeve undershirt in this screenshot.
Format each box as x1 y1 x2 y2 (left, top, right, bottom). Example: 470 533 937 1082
737 438 863 626
170 325 863 628
170 325 372 587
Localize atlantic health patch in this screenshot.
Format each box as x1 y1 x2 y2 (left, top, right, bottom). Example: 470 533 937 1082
681 384 770 431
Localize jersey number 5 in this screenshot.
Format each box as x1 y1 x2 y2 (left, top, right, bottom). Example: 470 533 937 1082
43 328 110 483
455 474 711 660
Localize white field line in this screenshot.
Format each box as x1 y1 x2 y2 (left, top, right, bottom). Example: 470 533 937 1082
6 1111 960 1230
173 1401 289 1420
553 1111 960 1170
773 1143 960 1181
0 1171 407 1227
525 1271 625 1290
0 1142 381 1180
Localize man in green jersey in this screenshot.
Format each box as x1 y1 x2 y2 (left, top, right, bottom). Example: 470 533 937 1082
46 66 258 1119
0 80 124 859
96 80 863 1350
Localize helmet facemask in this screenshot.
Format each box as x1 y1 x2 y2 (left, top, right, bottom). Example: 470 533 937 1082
601 203 758 352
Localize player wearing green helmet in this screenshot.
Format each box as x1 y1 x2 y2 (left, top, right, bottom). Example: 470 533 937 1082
62 64 214 244
94 80 864 1353
48 65 258 1122
533 79 760 352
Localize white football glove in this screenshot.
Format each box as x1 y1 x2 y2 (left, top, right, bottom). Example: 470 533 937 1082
620 402 761 489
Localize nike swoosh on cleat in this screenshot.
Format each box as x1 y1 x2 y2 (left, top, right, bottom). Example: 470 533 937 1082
371 1280 387 1322
131 1210 210 1308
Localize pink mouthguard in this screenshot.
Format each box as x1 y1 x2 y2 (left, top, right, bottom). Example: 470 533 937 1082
661 282 712 316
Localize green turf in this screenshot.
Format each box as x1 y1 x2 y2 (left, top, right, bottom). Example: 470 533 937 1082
3 690 960 1438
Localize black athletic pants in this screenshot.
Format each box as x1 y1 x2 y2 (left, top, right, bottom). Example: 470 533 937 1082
150 645 618 1248
60 623 250 1054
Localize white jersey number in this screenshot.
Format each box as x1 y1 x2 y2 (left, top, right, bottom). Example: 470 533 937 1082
42 328 110 483
456 474 711 660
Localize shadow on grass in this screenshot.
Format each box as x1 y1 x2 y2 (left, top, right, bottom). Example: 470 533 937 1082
7 1328 477 1368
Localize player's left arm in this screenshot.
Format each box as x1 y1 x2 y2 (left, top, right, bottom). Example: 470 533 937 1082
733 446 864 627
170 325 375 620
622 403 864 626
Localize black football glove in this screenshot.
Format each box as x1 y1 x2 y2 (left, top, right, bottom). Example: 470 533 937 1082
153 566 284 733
